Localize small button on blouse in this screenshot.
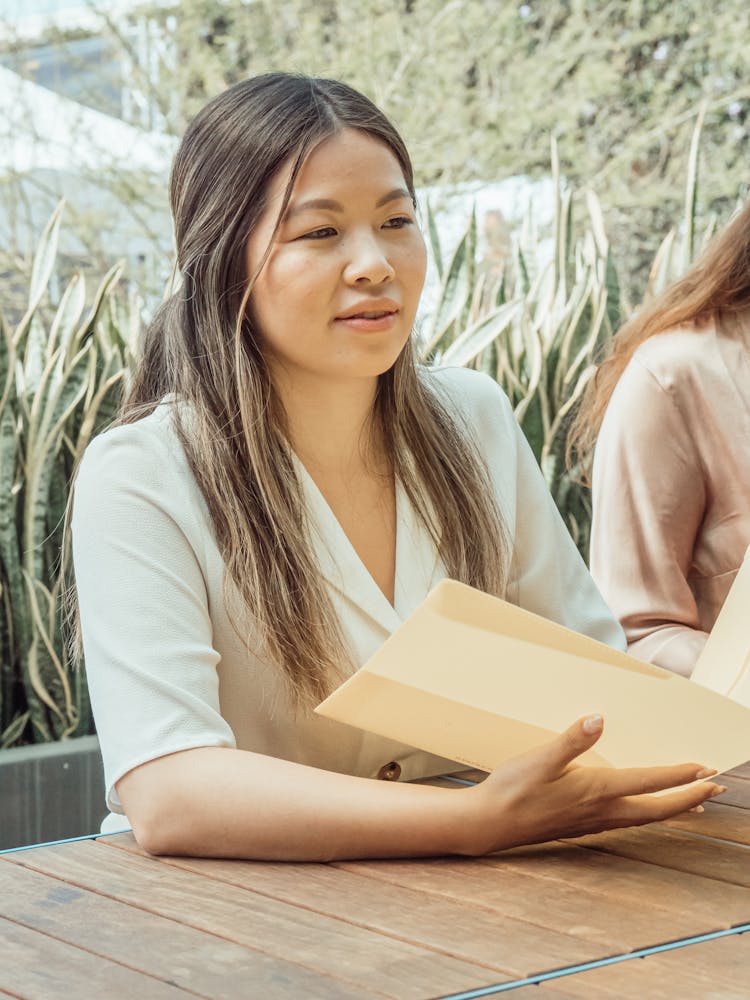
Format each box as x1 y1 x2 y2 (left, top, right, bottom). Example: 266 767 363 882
377 761 402 781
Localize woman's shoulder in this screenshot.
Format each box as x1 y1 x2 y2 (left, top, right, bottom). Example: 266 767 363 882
630 322 718 388
422 365 515 431
77 400 191 494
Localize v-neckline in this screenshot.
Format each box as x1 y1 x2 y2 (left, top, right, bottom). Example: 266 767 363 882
292 452 445 634
292 452 403 616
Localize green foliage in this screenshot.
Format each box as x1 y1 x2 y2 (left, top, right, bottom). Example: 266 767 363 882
4 1 748 315
0 204 133 748
115 0 749 299
421 123 708 558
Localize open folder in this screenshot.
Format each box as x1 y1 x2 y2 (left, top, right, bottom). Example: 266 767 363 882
691 545 750 707
316 576 750 776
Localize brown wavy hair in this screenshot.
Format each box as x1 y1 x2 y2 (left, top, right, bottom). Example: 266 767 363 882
99 73 511 708
569 197 750 481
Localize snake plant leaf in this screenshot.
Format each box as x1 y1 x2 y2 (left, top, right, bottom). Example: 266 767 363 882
585 189 609 259
1 711 30 750
422 226 472 356
71 262 124 357
23 346 93 584
49 273 86 359
603 250 621 340
683 104 706 275
71 368 126 465
425 201 444 282
0 407 27 663
23 570 76 739
0 316 14 413
13 201 65 353
441 300 523 368
0 574 15 730
552 276 593 402
20 313 47 406
647 227 677 300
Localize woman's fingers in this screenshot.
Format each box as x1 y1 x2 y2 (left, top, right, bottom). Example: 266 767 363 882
538 714 605 775
591 762 718 799
610 780 726 828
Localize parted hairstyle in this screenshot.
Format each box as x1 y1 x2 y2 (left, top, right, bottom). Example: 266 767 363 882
569 197 750 480
109 72 512 708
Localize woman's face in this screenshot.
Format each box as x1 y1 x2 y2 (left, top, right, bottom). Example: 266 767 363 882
245 128 427 389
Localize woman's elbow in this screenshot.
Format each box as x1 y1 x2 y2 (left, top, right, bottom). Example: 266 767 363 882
116 765 193 856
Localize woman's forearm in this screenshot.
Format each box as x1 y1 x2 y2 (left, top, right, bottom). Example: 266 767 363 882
117 746 477 860
116 717 724 861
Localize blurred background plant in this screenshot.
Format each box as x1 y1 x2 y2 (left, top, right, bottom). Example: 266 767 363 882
421 115 716 556
0 202 135 749
2 0 749 319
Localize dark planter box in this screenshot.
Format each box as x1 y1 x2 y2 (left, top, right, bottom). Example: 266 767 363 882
0 735 107 851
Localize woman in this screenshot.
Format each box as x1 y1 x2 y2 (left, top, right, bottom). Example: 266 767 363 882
572 202 750 677
71 73 721 860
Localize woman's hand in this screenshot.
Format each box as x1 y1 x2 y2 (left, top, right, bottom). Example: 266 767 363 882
461 714 725 855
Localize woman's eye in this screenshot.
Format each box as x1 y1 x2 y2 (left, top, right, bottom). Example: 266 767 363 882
383 216 414 230
299 226 337 240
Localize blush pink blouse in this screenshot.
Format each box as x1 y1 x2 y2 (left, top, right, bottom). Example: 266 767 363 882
590 311 750 677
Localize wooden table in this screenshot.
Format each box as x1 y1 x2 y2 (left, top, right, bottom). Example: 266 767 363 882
1 763 749 999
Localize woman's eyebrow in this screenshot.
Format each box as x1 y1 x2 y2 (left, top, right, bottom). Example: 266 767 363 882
283 188 412 220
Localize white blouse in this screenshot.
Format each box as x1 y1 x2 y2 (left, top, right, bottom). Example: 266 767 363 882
72 366 624 820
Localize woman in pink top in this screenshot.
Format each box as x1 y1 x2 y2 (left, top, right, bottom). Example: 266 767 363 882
571 201 750 677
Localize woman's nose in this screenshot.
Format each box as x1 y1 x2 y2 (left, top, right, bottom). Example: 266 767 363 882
343 234 396 285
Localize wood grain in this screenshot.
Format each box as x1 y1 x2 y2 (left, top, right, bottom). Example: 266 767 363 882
0 916 193 1000
571 825 750 887
3 840 494 1000
104 833 615 978
662 801 750 844
334 838 750 936
709 774 750 810
541 933 750 999
726 761 750 782
0 857 363 1000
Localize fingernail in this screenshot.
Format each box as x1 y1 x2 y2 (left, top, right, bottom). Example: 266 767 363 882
710 785 727 798
695 767 718 779
689 805 705 814
583 714 603 735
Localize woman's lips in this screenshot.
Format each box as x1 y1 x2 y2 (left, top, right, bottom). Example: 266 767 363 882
333 310 399 332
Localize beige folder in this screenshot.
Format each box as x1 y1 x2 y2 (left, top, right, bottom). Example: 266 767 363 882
316 579 750 775
691 545 750 707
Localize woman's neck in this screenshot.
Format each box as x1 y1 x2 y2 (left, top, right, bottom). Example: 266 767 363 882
273 369 385 477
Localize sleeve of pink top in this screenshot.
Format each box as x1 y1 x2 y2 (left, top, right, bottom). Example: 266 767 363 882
589 356 709 676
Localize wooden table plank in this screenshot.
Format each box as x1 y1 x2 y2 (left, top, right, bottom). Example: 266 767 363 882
3 763 750 1000
104 834 615 979
0 915 194 1000
334 840 750 943
726 761 750 782
703 774 750 817
539 933 750 999
572 825 750 887
710 774 750 810
3 840 497 1000
662 801 750 844
486 839 750 922
0 856 363 1000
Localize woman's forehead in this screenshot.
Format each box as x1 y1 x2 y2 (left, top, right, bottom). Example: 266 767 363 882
268 129 410 209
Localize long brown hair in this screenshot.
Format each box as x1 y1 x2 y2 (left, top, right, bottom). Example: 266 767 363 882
569 197 750 480
88 73 511 708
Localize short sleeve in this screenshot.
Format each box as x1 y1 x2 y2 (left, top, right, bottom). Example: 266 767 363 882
435 367 625 650
71 421 235 812
590 356 708 675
